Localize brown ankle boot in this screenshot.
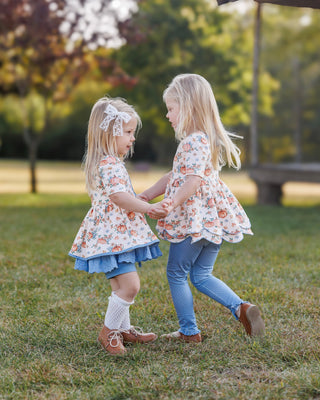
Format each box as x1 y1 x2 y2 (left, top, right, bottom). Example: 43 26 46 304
238 303 265 337
98 325 126 355
161 331 202 343
121 326 157 344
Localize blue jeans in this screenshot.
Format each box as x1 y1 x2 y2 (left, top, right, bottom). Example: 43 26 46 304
167 237 243 336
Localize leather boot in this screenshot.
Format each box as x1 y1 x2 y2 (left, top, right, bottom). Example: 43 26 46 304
238 303 265 336
161 330 202 343
98 325 126 355
121 326 157 344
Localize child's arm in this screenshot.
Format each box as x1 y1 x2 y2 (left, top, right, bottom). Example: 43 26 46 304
110 192 153 213
138 171 172 202
148 175 201 218
110 192 169 217
170 175 202 208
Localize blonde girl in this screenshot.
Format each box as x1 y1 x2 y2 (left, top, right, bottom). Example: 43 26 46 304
143 74 265 342
69 97 168 355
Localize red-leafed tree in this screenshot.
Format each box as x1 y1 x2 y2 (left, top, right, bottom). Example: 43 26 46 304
0 0 136 192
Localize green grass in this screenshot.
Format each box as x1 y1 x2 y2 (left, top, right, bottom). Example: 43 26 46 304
0 193 319 399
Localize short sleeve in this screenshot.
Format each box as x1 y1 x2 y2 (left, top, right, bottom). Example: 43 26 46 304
99 156 129 195
180 133 209 178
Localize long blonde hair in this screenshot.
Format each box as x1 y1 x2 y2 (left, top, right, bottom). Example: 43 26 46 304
83 97 141 191
163 73 241 171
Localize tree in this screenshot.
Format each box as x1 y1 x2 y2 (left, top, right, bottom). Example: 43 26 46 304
257 5 320 163
112 0 277 165
0 0 134 192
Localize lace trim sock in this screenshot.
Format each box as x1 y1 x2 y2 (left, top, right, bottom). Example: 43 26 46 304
119 292 134 330
104 292 134 330
119 306 132 331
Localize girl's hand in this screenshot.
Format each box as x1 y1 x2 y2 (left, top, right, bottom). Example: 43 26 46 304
161 198 174 214
147 199 173 219
147 204 166 219
136 193 149 202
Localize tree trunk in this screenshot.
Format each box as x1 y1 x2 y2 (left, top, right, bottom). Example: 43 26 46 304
28 138 39 194
292 57 302 163
250 2 262 166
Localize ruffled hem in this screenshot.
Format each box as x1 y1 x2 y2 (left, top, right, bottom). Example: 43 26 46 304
73 242 162 274
159 227 253 244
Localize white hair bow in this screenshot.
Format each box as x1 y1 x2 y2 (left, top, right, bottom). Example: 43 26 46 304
99 104 132 136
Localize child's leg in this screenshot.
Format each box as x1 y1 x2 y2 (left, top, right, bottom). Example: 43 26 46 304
108 270 157 344
106 271 139 330
110 271 140 303
189 241 265 336
98 270 138 356
166 237 204 336
189 241 243 318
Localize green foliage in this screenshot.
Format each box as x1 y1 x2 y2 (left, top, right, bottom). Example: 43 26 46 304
0 193 319 399
113 0 267 164
0 96 26 157
0 54 119 160
1 92 46 134
258 6 320 163
0 0 136 192
1 1 320 167
0 95 24 134
38 79 113 160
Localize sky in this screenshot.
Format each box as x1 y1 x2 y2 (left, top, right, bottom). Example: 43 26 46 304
216 0 254 14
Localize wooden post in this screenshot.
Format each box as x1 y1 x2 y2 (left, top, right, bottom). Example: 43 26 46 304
250 2 262 166
292 57 302 163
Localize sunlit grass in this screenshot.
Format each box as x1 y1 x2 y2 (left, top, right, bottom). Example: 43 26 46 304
0 183 319 398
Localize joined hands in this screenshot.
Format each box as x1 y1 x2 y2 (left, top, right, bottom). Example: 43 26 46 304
137 193 173 219
147 199 173 219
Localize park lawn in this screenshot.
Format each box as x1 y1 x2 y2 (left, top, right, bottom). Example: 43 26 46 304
0 193 319 400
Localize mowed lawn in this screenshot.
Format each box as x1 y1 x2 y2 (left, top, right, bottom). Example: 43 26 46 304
0 160 320 399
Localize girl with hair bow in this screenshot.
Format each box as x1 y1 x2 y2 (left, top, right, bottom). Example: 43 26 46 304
69 97 170 355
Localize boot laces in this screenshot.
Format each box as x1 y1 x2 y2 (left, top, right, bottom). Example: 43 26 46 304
120 326 144 337
107 330 123 348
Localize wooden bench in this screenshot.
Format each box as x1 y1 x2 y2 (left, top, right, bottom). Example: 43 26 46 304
249 163 320 205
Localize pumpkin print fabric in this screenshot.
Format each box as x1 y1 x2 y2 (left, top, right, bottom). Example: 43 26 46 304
69 156 161 275
156 132 253 244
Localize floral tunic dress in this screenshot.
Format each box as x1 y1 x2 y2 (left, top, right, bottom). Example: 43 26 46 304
156 132 253 244
69 155 161 275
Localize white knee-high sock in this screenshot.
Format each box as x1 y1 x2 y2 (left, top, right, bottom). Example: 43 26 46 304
104 292 134 330
119 299 134 330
